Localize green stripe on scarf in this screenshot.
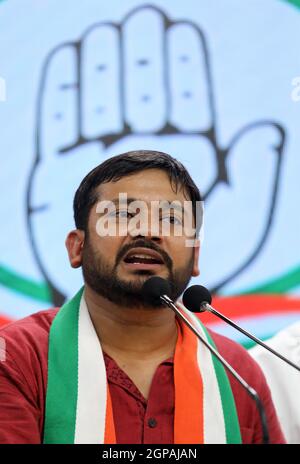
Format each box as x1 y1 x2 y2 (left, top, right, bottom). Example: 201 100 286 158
43 288 83 444
201 325 242 444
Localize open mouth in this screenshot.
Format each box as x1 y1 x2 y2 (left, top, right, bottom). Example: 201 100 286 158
123 248 164 267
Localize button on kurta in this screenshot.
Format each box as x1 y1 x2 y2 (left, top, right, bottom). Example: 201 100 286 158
148 418 157 428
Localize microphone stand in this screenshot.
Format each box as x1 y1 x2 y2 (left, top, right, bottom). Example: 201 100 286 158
200 301 300 372
160 293 270 445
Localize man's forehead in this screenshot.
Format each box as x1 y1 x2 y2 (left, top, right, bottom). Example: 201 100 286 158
94 169 187 201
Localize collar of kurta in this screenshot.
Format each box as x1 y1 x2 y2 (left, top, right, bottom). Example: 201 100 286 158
43 287 241 444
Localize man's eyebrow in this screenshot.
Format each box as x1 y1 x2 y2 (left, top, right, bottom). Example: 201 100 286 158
159 201 185 213
109 197 140 205
108 197 185 212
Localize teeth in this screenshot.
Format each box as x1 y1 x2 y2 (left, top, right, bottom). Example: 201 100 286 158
131 254 154 259
124 251 163 264
124 253 162 264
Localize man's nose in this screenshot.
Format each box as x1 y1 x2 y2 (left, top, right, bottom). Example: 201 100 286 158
127 212 163 241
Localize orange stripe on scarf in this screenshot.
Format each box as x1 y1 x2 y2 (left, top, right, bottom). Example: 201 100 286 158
174 315 204 443
104 386 117 444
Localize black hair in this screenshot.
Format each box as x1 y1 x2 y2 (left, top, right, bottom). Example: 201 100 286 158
73 150 202 234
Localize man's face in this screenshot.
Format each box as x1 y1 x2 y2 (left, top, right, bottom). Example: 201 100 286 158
68 169 200 308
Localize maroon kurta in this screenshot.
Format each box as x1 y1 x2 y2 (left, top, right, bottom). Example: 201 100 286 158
0 308 285 444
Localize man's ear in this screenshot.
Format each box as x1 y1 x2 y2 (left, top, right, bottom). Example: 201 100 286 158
65 230 85 268
191 239 200 277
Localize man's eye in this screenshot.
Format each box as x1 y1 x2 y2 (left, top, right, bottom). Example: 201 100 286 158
116 210 133 218
161 215 182 225
106 210 130 218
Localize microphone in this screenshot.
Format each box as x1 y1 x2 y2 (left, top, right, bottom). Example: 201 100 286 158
183 285 300 373
142 275 172 305
142 276 270 444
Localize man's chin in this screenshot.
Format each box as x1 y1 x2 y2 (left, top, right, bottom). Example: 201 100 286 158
117 269 169 284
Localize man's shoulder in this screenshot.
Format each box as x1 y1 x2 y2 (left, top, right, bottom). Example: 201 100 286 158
0 307 59 334
208 328 249 355
0 307 60 358
207 328 265 382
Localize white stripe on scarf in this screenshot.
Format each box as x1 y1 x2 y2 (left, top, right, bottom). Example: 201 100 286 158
75 294 107 444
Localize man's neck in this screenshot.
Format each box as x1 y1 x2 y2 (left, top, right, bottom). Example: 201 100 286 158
84 285 178 362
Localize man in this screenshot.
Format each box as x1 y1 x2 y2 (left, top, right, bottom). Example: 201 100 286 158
250 321 300 444
0 150 285 444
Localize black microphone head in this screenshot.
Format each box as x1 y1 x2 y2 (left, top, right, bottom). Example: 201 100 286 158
182 285 212 313
142 276 171 305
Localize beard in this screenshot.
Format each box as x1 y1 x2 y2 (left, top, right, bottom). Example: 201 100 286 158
81 238 194 309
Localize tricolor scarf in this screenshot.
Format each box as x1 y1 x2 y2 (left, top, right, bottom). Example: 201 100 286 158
43 288 242 444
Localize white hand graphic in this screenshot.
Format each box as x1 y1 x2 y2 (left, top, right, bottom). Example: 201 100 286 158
27 5 285 304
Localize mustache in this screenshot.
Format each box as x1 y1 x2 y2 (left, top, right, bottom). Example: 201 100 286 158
115 239 173 269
